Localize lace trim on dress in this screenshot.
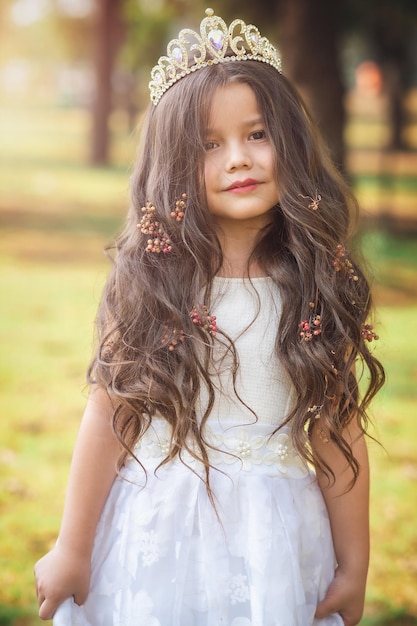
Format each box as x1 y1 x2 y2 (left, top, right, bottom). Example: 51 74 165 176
133 421 309 478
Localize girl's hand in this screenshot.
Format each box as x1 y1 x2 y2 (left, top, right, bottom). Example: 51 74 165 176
34 544 91 620
315 567 366 626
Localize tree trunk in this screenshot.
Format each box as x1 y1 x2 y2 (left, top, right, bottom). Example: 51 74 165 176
277 0 346 169
90 0 123 165
370 4 409 152
383 60 406 151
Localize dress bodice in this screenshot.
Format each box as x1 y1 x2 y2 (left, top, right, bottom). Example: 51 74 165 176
198 276 296 428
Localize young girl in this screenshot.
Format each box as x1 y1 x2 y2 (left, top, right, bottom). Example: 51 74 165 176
34 9 384 626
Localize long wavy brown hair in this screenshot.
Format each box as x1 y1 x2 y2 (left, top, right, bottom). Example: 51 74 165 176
88 61 384 492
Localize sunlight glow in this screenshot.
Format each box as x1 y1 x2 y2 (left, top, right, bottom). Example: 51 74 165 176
56 0 93 18
11 0 51 26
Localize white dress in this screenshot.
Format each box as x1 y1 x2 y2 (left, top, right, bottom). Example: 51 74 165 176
54 277 343 626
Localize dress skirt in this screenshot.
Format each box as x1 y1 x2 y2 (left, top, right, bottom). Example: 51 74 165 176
53 421 343 626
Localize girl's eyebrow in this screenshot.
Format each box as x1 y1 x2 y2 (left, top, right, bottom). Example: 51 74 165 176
205 117 264 136
246 117 264 127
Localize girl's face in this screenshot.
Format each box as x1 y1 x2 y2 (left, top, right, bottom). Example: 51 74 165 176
204 82 279 234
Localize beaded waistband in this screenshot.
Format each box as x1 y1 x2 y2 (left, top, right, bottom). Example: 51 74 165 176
131 420 309 478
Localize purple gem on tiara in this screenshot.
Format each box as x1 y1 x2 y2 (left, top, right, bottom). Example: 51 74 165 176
154 71 163 84
208 29 224 51
172 46 183 64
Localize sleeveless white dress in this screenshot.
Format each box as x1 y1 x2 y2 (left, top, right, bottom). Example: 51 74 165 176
54 277 343 626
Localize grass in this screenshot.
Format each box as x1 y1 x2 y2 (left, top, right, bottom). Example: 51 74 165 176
0 103 417 624
0 259 107 617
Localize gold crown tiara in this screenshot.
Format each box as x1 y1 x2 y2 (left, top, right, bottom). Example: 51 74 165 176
149 8 282 106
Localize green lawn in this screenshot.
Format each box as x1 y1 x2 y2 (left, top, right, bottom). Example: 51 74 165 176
0 103 417 624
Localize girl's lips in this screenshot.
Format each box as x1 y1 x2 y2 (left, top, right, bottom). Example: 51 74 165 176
226 179 260 193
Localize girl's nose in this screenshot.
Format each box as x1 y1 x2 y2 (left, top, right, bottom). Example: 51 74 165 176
225 142 252 171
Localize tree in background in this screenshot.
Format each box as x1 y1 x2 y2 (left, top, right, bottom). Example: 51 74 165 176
89 0 189 164
3 0 413 166
277 0 346 168
90 0 124 165
343 0 417 152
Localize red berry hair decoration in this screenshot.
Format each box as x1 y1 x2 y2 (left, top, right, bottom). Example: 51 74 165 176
190 305 217 337
332 244 358 282
170 193 187 222
299 191 322 211
361 323 379 342
162 325 186 351
137 201 172 254
299 293 322 341
299 317 322 341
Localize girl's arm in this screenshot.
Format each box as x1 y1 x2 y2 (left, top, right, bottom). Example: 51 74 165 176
313 420 370 626
34 387 122 620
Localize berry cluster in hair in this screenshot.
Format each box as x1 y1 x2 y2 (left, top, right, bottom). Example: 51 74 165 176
137 201 172 254
190 305 217 337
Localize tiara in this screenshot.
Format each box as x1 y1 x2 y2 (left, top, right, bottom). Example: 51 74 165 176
149 8 282 105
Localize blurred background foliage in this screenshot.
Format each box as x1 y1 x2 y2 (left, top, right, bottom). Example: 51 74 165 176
0 0 417 624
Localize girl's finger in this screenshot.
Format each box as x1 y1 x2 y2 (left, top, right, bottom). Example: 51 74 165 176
39 598 55 621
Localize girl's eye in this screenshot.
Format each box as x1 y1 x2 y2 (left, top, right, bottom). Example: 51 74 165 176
251 130 266 140
204 141 218 151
